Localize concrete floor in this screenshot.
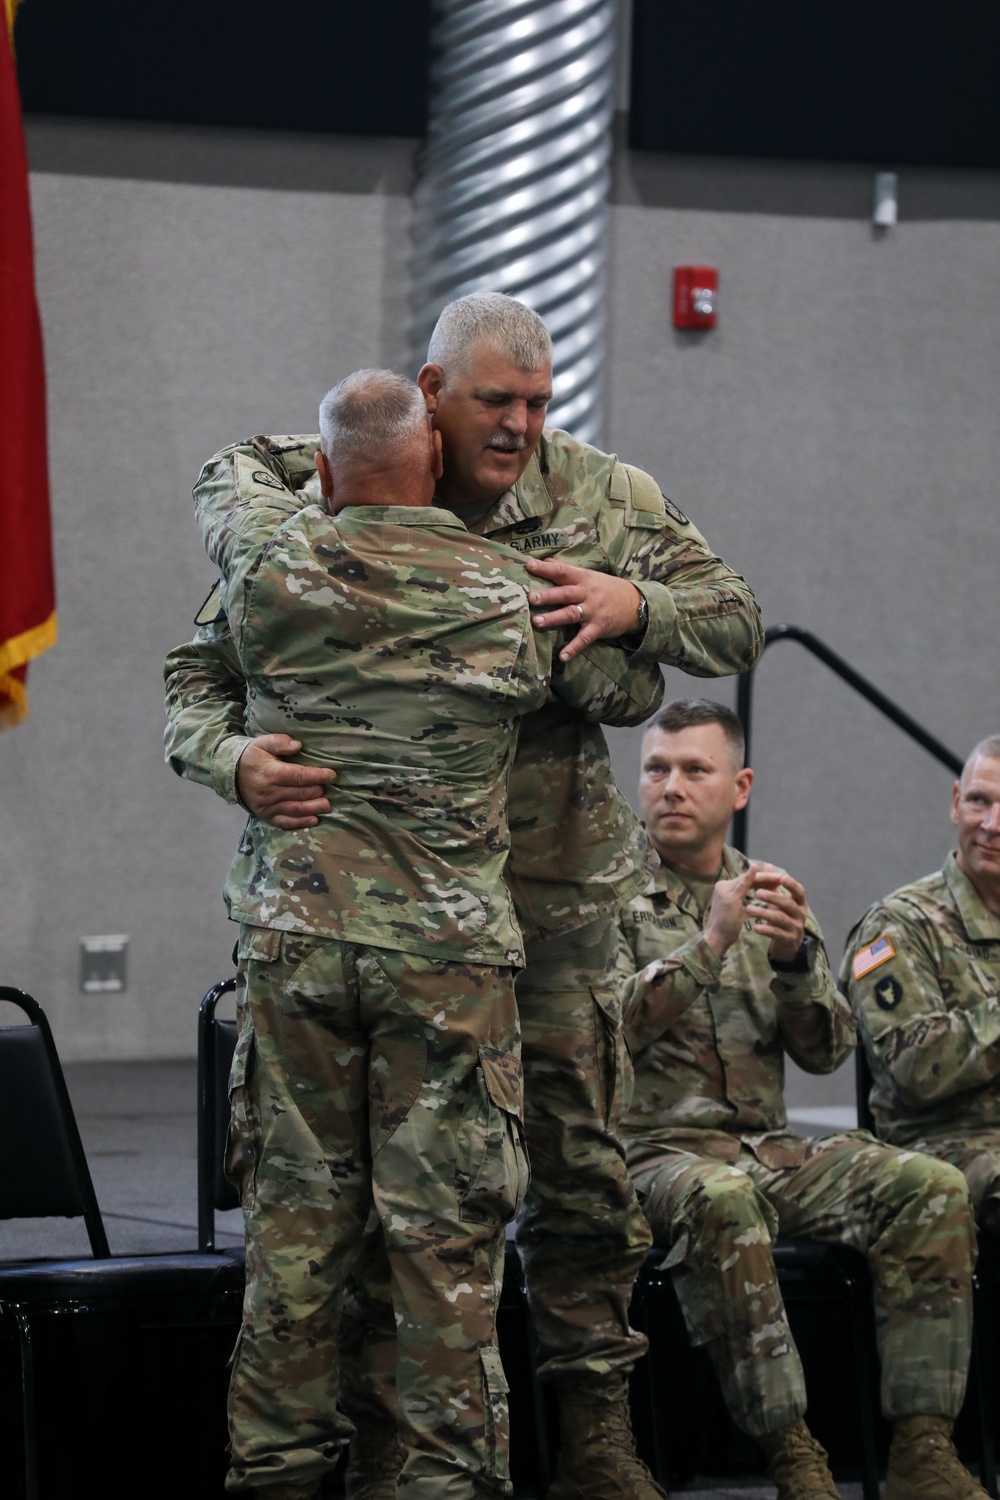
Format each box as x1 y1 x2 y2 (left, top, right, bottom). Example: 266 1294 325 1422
0 1060 871 1499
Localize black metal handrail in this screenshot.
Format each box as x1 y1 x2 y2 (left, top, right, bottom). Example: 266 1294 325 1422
732 624 963 852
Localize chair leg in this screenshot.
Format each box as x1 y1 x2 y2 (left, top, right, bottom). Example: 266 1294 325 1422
971 1273 998 1498
630 1277 670 1487
11 1307 39 1500
520 1277 554 1493
838 1265 881 1500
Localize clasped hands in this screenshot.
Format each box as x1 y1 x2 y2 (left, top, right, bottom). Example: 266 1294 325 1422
704 863 808 966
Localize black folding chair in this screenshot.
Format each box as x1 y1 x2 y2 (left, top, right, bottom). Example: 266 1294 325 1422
0 987 109 1258
197 976 241 1253
855 1042 877 1134
0 986 244 1500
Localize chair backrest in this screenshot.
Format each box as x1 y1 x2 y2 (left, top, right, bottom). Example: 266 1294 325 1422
0 986 111 1257
197 977 240 1252
854 1041 877 1136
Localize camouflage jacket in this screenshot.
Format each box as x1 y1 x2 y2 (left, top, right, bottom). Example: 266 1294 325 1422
184 444 663 964
165 428 761 942
619 848 854 1172
841 852 1000 1147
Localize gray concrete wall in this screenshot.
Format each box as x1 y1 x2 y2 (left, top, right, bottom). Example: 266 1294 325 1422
1 122 414 1059
2 120 998 1097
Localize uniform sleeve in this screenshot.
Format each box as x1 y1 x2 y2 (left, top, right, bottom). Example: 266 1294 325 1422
163 620 251 805
169 433 322 798
618 913 724 1052
842 904 1000 1106
773 923 856 1074
193 437 317 599
552 641 664 726
604 461 763 677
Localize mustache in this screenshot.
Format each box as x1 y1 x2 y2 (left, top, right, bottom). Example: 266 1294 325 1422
485 433 527 453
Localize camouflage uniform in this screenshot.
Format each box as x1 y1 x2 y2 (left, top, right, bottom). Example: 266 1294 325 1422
619 848 977 1437
842 852 1000 1228
192 447 663 1497
165 427 762 1389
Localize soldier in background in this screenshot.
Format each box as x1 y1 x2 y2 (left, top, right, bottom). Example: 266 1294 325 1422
842 736 1000 1224
165 292 763 1500
618 698 984 1500
192 368 664 1500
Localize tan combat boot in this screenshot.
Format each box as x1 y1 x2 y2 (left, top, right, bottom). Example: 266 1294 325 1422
548 1371 668 1499
885 1415 990 1500
342 1408 400 1500
758 1418 843 1500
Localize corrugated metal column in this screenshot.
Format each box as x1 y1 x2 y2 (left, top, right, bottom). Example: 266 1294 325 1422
410 0 616 445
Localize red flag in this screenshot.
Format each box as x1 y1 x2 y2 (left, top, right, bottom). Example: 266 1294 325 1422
0 0 56 729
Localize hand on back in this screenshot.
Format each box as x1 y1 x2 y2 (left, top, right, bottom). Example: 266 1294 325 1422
236 735 336 830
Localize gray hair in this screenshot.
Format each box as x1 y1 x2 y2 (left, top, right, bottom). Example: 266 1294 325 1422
426 292 553 381
319 369 428 465
646 698 746 768
962 736 1000 781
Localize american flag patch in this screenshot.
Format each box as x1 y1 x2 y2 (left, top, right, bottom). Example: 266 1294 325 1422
853 934 896 979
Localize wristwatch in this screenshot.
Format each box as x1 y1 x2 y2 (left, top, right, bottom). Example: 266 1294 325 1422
770 935 816 974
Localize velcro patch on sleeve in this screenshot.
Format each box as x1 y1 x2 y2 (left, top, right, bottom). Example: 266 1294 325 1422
852 933 896 979
193 580 224 626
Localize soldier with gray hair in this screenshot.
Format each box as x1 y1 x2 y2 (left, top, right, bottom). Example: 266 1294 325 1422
317 366 430 467
426 291 553 378
165 290 763 1499
189 366 664 1500
843 736 1000 1222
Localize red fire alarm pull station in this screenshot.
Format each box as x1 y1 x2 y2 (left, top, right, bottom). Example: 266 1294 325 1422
673 266 718 328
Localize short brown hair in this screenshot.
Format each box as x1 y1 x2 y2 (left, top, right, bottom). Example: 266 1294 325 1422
646 698 746 768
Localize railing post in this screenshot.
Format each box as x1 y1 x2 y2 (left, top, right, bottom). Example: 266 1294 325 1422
732 667 755 853
729 623 962 856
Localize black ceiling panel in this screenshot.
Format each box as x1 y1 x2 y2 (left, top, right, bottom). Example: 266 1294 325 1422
630 1 1000 168
15 0 431 138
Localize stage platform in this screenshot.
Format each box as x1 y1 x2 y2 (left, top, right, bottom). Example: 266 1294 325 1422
0 1060 867 1498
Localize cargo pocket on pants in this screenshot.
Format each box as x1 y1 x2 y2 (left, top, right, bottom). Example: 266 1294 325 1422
457 1047 529 1225
591 982 628 1130
225 1001 261 1203
225 928 277 1202
480 1345 511 1483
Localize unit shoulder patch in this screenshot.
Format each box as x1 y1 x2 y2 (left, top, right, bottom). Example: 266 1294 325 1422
852 933 896 979
874 973 904 1011
251 469 286 492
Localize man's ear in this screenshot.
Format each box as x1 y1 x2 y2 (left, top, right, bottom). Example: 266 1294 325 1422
315 450 334 501
418 363 444 414
734 766 754 812
950 778 961 827
430 426 444 482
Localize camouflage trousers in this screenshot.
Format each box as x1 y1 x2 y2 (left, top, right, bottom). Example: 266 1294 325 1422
225 926 528 1497
337 914 652 1434
902 1130 1000 1231
515 916 651 1378
632 1132 976 1438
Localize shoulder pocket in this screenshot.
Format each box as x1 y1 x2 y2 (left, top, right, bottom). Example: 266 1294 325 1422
617 464 669 531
